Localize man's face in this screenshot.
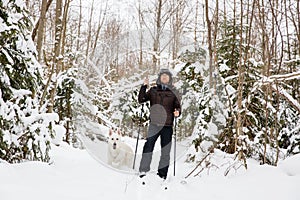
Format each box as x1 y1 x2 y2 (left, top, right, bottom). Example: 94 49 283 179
160 73 170 84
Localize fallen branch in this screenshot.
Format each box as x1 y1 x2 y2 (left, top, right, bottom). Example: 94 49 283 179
185 148 213 179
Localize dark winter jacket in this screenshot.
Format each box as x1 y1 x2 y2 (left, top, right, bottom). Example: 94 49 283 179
138 84 181 126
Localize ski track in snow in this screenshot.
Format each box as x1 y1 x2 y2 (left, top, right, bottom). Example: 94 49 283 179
0 142 299 200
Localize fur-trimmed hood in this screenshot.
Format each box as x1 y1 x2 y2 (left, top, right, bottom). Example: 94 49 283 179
156 68 173 86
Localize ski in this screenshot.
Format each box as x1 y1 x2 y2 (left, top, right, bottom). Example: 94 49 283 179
140 180 169 190
139 176 170 190
137 172 187 190
161 182 168 190
138 174 165 188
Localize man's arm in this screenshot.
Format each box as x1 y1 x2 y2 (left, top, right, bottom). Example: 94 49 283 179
138 77 150 104
138 85 150 104
173 89 181 117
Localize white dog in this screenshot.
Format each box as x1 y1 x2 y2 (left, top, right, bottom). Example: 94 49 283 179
107 129 133 169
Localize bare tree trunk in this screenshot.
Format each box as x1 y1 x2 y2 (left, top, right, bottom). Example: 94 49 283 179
258 0 272 164
153 0 163 72
76 0 82 51
270 0 279 165
284 0 291 62
36 0 47 62
91 1 108 58
212 0 219 93
298 0 300 55
236 0 244 155
171 0 186 67
138 0 143 68
162 0 189 62
263 83 270 165
39 0 61 109
171 0 177 65
201 3 205 45
223 0 227 35
32 0 53 41
61 0 71 71
48 0 63 113
54 0 63 74
275 81 280 165
194 0 199 47
85 0 94 65
205 0 213 89
296 0 300 100
25 0 29 8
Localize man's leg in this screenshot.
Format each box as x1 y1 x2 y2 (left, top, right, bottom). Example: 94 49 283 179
139 124 160 173
157 126 173 178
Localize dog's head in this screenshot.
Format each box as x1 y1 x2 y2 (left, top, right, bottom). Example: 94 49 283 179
108 129 121 150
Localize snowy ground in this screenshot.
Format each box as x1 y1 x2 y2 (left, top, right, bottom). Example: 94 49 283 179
79 131 190 172
0 142 300 200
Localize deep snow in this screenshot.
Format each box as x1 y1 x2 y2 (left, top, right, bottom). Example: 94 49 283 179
0 142 299 200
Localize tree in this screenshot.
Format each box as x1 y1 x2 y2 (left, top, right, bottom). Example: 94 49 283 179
85 0 94 65
204 0 214 89
0 0 57 163
35 0 51 62
169 0 190 66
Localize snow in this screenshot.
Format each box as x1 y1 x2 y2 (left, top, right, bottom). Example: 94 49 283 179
1 48 14 64
0 142 299 200
52 125 66 146
0 0 299 199
14 0 26 9
79 126 189 172
174 62 186 73
225 84 236 96
272 85 300 112
207 122 219 135
268 71 300 81
178 45 197 55
22 113 59 126
279 154 300 176
219 61 230 72
11 88 32 97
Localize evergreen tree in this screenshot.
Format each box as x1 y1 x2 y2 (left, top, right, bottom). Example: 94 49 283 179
178 46 228 151
0 0 56 163
215 18 277 162
55 68 76 144
216 17 300 164
109 71 150 138
71 57 114 145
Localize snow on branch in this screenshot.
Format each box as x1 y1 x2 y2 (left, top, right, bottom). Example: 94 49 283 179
256 72 300 113
271 85 300 113
267 71 300 82
84 56 111 92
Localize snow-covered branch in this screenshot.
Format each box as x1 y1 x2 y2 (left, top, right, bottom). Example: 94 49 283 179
271 84 300 113
266 71 300 82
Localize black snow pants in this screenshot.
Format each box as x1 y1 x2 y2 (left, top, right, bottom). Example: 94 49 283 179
139 123 173 178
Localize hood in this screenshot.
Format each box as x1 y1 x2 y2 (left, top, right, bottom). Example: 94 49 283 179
156 68 173 86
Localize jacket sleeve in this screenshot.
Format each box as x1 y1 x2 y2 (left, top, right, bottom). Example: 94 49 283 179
173 89 182 117
138 85 150 104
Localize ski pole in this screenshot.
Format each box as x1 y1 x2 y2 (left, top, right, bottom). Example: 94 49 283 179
173 115 177 177
133 103 144 170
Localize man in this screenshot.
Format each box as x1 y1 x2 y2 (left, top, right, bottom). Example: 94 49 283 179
138 68 181 181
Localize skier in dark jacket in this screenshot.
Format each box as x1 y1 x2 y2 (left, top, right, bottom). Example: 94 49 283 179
138 68 181 180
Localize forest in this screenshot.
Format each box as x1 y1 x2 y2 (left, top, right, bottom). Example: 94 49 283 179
0 0 299 172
